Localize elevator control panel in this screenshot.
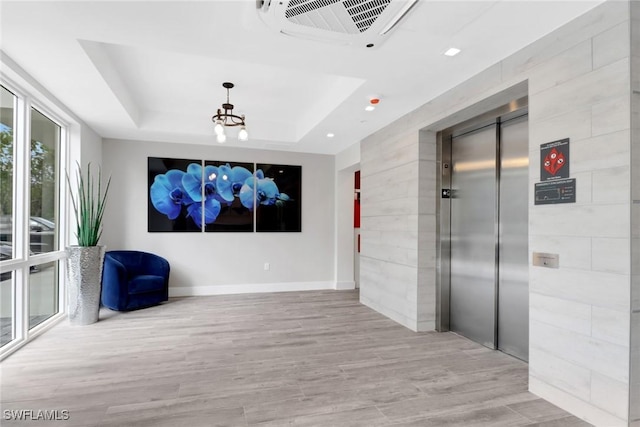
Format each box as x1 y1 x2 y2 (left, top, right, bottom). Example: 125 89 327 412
532 252 559 268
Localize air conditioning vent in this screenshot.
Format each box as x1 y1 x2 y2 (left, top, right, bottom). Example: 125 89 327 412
285 0 341 19
344 0 391 32
258 0 418 48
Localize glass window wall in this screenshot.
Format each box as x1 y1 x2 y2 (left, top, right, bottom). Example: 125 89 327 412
0 83 65 356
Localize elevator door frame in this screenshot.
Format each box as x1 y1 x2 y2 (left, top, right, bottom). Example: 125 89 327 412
436 97 528 350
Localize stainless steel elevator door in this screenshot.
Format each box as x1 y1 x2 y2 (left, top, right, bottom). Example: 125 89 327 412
450 124 497 349
498 115 529 361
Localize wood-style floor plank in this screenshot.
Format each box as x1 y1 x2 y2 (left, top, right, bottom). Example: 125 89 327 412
0 290 591 426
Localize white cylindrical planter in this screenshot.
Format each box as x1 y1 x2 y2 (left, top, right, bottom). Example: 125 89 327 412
66 245 106 325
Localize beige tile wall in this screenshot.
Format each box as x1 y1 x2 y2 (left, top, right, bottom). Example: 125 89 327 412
360 1 635 424
360 129 422 330
630 0 640 423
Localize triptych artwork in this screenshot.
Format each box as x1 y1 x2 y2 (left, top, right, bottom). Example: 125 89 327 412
148 157 301 232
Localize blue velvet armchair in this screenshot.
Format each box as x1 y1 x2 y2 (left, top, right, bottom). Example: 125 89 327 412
101 250 170 311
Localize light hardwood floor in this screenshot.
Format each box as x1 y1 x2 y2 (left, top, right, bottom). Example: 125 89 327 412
1 290 591 426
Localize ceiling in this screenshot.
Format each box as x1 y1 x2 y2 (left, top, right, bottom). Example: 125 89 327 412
0 0 604 155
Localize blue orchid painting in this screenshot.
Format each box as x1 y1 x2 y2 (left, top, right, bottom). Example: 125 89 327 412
148 158 298 232
148 158 200 232
255 164 301 232
203 161 255 232
239 169 291 211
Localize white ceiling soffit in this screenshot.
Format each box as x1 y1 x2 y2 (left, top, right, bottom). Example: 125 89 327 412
79 40 365 143
0 0 606 154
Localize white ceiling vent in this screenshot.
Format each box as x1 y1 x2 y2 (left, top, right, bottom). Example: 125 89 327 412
257 0 418 48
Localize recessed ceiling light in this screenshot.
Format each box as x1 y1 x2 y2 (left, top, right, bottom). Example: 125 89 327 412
365 105 375 112
327 133 335 138
444 47 461 57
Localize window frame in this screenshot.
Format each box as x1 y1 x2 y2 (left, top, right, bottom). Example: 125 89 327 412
0 76 70 359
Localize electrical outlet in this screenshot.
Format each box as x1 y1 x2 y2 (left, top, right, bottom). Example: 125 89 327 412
264 262 270 271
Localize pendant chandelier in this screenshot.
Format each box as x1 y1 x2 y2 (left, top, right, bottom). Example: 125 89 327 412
211 82 248 143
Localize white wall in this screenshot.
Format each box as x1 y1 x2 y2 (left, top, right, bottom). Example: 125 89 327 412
334 143 360 289
65 122 103 247
336 142 360 171
360 1 635 425
102 138 336 296
79 126 102 174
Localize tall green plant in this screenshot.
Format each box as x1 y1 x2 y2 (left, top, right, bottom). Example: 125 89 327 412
66 162 111 247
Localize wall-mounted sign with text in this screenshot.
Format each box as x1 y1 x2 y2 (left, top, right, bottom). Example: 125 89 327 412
534 178 576 205
540 138 569 181
535 138 575 205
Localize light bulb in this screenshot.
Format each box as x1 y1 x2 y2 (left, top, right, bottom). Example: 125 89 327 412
216 133 226 143
238 126 248 141
214 120 224 136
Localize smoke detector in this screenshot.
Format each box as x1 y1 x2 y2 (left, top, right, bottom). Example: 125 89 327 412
257 0 419 48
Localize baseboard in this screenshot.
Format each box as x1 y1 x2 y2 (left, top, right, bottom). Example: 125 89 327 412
529 376 627 427
335 281 356 290
169 281 337 297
